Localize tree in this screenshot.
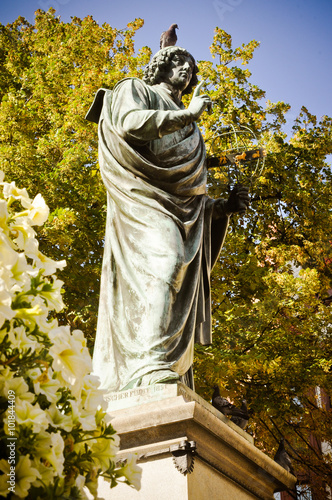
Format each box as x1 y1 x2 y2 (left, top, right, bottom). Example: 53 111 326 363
0 10 151 344
195 28 332 498
0 11 331 497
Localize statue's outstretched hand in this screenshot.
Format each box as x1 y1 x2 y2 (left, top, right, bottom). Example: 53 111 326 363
188 80 211 121
225 184 250 215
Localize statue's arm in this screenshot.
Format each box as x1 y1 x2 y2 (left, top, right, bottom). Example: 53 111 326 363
112 79 196 143
209 186 250 268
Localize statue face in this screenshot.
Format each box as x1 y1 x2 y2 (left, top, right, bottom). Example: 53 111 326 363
163 54 194 92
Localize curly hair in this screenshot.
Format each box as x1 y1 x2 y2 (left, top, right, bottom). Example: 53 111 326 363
143 46 199 95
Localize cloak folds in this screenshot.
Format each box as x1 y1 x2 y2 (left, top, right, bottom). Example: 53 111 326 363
89 78 229 393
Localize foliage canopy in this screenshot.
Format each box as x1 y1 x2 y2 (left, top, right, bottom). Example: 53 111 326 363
0 9 331 497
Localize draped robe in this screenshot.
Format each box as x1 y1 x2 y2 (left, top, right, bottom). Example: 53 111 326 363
91 77 230 393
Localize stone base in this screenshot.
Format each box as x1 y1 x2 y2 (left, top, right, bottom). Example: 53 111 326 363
88 383 296 499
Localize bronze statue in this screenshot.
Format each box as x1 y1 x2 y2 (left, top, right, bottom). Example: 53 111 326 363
86 46 249 393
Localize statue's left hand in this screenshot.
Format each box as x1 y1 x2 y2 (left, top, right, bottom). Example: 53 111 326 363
225 184 250 215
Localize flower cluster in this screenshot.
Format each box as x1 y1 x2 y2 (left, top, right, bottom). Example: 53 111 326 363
0 172 141 498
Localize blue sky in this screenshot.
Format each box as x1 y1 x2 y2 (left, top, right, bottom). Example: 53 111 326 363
1 0 332 134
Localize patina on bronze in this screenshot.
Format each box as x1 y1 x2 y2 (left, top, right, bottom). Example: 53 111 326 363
86 46 249 393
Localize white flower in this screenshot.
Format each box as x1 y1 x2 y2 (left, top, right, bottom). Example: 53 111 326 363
75 474 87 495
49 327 92 397
0 456 41 498
11 251 38 294
3 181 31 208
0 199 9 230
0 367 13 396
46 404 74 432
28 193 49 226
70 398 101 431
26 366 43 379
31 458 56 488
77 409 98 431
14 399 49 433
81 374 108 412
91 435 120 471
0 460 10 498
9 217 37 254
39 278 65 312
4 376 35 403
33 368 62 404
7 325 39 353
14 303 51 334
0 280 15 327
69 399 82 423
120 454 142 491
23 235 39 257
44 432 65 475
33 430 52 455
34 250 66 276
0 231 19 292
34 431 65 475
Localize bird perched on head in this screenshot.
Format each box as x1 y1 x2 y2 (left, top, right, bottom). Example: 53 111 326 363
230 400 249 430
160 24 179 49
274 438 295 475
212 386 249 425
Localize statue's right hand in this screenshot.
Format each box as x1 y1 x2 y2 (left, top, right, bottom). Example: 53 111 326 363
188 80 211 121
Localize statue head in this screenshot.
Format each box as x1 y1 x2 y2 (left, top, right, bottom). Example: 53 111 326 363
143 46 199 95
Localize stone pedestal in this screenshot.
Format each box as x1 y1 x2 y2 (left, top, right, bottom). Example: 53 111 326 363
89 383 296 499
